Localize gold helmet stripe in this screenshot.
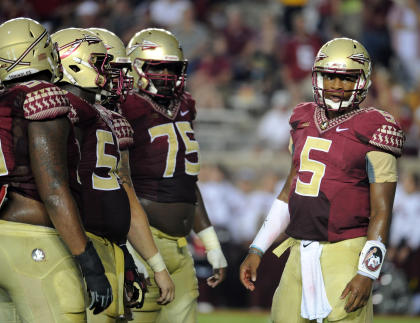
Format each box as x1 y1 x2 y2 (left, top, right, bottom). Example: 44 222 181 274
5 29 48 72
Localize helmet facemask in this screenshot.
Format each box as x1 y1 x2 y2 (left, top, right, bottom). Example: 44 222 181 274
312 68 369 112
134 59 187 100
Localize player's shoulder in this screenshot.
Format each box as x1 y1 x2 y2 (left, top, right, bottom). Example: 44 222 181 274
107 109 134 150
120 91 150 120
64 90 96 125
16 80 70 120
355 107 405 157
289 102 316 128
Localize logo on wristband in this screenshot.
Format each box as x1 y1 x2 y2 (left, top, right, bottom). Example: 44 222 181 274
363 246 383 272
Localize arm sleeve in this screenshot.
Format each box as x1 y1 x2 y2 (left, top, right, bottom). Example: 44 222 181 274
365 151 398 183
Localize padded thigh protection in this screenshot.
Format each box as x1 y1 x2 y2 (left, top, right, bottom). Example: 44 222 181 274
0 221 86 323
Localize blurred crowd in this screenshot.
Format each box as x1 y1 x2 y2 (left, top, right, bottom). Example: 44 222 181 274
2 0 420 316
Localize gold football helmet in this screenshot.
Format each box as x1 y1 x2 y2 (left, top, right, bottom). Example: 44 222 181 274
312 37 371 111
88 28 133 100
51 28 112 93
126 28 187 99
0 17 62 83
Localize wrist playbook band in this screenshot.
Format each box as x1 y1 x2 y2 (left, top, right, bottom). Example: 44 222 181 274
357 240 387 280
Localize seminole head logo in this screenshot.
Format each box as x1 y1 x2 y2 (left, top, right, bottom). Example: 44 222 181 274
58 35 102 60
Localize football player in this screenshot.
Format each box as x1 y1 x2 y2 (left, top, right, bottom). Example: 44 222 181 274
52 28 174 323
88 26 176 315
0 18 111 322
121 28 228 323
240 38 405 323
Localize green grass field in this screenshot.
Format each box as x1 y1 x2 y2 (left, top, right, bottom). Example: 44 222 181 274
197 310 420 323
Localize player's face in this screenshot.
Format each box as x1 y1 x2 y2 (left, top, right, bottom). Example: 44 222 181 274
322 72 357 103
146 63 180 97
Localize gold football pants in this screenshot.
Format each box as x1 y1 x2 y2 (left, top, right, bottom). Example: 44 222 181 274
271 237 373 323
0 221 126 323
0 220 87 323
128 227 199 323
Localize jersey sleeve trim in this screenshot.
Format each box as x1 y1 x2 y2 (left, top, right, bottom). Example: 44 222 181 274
23 86 70 120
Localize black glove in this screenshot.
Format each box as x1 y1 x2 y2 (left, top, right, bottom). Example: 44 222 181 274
74 241 113 315
120 244 148 309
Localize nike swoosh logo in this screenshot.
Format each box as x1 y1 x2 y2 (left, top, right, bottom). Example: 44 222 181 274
336 126 349 132
303 242 313 248
180 110 189 116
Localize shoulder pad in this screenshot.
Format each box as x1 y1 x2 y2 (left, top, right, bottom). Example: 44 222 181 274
289 102 316 130
359 108 405 157
181 92 197 120
22 81 70 120
120 92 148 121
109 110 134 150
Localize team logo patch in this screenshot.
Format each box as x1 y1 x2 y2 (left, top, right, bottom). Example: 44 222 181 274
348 53 370 65
363 246 383 272
141 40 159 50
32 248 46 262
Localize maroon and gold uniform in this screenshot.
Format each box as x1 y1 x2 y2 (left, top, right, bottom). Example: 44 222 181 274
0 81 87 323
286 102 404 242
66 91 134 322
120 91 200 323
121 91 200 203
66 91 133 244
270 102 404 323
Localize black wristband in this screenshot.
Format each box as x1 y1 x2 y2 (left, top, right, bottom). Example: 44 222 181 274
119 244 136 271
74 241 105 277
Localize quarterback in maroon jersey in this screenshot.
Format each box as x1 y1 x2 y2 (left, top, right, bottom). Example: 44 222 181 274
240 38 405 323
121 28 227 323
52 27 174 322
0 18 112 322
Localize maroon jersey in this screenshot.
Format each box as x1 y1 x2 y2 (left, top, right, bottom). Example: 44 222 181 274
286 102 404 242
67 91 133 244
0 81 79 201
120 92 200 203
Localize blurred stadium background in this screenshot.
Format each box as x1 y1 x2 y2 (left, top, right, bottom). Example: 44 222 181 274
2 0 420 320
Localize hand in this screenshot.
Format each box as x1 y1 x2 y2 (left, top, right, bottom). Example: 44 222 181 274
74 241 113 315
239 253 261 291
154 269 175 305
120 244 149 309
340 274 373 313
207 267 226 288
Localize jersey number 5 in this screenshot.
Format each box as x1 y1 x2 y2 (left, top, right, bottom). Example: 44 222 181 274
92 129 120 190
295 136 332 197
149 121 200 178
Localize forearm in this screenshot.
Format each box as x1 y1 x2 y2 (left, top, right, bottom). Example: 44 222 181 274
193 184 211 233
367 182 396 244
44 193 88 255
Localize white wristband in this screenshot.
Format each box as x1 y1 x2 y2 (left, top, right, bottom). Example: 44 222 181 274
197 226 227 269
197 226 221 251
146 252 166 273
250 198 289 254
357 240 386 280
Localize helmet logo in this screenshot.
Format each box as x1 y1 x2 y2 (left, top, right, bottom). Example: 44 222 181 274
348 53 369 65
140 40 159 51
1 29 48 72
58 35 101 60
315 52 327 63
